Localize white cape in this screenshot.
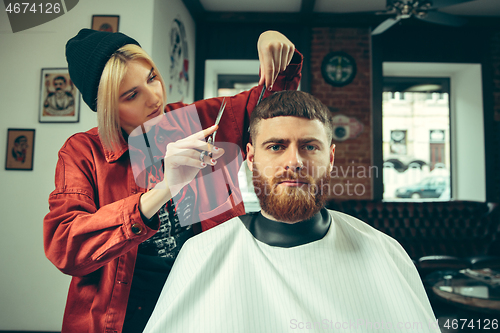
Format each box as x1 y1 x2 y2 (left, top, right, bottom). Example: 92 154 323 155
144 210 439 333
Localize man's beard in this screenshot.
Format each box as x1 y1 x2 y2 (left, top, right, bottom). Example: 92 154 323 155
252 163 330 223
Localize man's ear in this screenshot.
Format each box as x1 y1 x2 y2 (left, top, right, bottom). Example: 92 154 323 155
329 144 335 172
246 143 255 172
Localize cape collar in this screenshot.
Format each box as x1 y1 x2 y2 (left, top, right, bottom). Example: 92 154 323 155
240 208 331 248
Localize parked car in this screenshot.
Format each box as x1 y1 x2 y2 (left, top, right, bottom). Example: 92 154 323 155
395 176 449 199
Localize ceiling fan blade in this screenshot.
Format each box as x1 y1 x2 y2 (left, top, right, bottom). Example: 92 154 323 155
429 0 476 10
376 8 398 16
372 17 401 35
416 11 467 26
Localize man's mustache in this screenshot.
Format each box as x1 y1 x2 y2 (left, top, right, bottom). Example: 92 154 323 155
271 170 313 185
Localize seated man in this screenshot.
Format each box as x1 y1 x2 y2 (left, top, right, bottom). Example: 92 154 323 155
144 91 439 333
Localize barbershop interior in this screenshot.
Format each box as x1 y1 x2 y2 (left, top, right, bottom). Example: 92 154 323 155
1 0 500 332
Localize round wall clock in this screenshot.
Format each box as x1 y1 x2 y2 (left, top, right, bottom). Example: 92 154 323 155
321 51 357 87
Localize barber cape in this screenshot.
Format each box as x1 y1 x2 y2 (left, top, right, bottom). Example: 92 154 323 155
144 209 439 333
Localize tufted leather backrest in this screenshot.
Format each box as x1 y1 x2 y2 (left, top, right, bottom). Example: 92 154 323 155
326 200 500 260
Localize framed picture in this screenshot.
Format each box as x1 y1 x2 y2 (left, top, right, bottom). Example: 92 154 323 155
5 129 35 171
39 68 80 123
92 15 119 32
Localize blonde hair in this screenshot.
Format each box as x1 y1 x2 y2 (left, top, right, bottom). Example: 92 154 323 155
96 44 166 153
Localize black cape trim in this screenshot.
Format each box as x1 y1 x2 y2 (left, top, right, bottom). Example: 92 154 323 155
239 208 331 248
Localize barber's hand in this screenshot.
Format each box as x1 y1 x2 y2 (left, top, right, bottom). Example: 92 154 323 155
257 30 295 90
160 125 224 197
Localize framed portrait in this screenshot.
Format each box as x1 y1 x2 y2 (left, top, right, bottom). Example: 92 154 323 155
39 68 80 123
92 15 120 32
5 129 35 171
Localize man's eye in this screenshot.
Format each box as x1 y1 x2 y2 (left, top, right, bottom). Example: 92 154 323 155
269 145 282 151
304 145 317 151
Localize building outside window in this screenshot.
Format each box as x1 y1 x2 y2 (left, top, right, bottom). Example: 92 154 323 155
382 77 451 201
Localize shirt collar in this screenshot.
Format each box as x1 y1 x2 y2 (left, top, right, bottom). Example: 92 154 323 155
102 131 129 163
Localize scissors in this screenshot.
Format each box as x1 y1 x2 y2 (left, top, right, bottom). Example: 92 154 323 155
256 83 266 106
203 82 264 159
204 98 226 159
246 83 267 134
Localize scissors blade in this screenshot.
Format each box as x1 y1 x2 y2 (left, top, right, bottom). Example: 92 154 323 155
214 98 226 126
256 83 266 106
247 83 267 134
211 98 226 143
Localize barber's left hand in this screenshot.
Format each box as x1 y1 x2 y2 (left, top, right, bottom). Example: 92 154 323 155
257 30 295 90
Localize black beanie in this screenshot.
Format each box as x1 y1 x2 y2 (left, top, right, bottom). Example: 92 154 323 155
65 28 141 111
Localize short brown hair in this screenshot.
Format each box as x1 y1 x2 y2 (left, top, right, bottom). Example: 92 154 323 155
249 90 333 144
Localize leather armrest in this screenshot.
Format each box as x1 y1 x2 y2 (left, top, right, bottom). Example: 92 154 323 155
418 255 469 270
466 255 500 269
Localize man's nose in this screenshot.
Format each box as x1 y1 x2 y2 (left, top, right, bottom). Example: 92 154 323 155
284 146 304 171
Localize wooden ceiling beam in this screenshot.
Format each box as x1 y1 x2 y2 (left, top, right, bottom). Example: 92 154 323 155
201 12 382 27
300 0 316 22
182 0 206 21
301 0 316 13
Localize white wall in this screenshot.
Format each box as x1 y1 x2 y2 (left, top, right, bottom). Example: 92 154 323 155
451 65 485 201
153 0 196 104
383 62 486 202
0 0 175 331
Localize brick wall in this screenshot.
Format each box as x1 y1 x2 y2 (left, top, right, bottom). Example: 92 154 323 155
310 27 373 200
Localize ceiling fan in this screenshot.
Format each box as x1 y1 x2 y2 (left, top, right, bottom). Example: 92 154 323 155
371 0 476 35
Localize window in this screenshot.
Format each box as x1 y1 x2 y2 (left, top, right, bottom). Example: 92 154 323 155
217 74 259 97
382 77 451 201
381 62 486 202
